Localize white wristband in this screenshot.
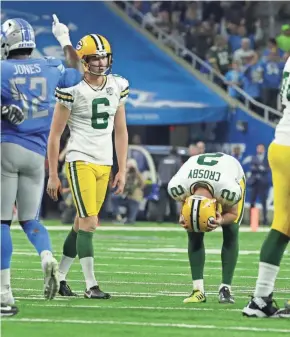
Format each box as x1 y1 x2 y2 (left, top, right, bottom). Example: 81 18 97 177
57 35 72 49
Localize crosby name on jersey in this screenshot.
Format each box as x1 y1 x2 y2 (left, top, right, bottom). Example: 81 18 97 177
55 74 129 165
168 153 245 208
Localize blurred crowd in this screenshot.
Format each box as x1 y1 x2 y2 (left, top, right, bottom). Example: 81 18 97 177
122 1 290 111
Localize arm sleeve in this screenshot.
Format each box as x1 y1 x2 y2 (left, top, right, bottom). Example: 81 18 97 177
117 77 130 107
167 162 190 201
58 68 83 88
218 181 243 208
46 57 82 88
54 86 74 111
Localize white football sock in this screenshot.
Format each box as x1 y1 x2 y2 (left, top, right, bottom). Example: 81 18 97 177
40 250 53 272
254 262 279 297
219 283 231 292
79 257 98 290
1 268 11 290
193 279 204 293
1 269 14 305
59 255 75 282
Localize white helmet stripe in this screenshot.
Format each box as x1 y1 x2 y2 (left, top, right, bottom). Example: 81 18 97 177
191 199 200 233
90 34 104 51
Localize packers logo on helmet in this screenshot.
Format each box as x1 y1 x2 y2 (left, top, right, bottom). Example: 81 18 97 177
181 195 218 233
75 34 113 75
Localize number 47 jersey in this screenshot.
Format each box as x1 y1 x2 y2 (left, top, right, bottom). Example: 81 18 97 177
168 153 245 208
55 74 129 166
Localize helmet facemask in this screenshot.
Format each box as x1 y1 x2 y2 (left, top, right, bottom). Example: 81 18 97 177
83 53 113 76
0 35 9 60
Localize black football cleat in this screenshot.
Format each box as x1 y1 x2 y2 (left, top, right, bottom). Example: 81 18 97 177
218 286 235 304
58 281 78 297
84 286 111 299
242 294 279 318
1 304 19 317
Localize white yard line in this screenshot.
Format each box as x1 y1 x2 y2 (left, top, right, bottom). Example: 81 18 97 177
11 255 290 266
15 296 69 301
2 318 290 333
13 268 290 280
13 262 290 271
13 291 289 301
109 248 261 254
11 225 270 232
12 277 290 288
13 249 283 256
26 303 242 311
109 248 289 255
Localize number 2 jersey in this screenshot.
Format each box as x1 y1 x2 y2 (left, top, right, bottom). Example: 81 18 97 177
55 74 129 166
1 57 82 156
168 153 245 208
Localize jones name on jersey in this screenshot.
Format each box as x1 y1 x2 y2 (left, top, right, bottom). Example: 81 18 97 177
168 153 245 208
55 74 129 165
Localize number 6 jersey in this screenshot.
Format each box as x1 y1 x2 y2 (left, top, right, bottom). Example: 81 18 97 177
55 74 129 165
168 153 245 208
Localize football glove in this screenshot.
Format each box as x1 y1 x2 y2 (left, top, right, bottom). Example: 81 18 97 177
1 105 25 125
52 14 72 48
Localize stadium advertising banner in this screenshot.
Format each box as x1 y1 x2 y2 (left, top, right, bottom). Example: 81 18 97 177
2 1 229 125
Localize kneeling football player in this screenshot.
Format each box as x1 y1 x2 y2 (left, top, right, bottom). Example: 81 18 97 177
168 152 246 303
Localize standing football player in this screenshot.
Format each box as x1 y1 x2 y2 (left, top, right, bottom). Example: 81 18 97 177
168 153 246 304
47 34 129 299
1 15 83 305
242 58 290 318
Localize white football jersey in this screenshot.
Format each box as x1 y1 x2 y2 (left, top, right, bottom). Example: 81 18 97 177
55 74 129 165
275 57 290 145
168 153 245 208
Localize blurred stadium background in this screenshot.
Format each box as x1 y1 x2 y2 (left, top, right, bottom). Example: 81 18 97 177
3 0 287 226
2 2 290 336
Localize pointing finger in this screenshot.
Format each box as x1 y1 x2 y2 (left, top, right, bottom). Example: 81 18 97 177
52 14 59 24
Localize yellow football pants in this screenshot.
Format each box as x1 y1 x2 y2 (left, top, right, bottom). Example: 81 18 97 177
268 142 290 237
65 161 111 218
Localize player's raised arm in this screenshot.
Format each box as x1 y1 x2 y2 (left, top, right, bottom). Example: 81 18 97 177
52 14 83 74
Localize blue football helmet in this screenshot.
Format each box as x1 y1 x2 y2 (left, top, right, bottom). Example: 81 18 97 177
1 18 36 59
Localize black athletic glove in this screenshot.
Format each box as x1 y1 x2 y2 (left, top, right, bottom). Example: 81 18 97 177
1 105 25 125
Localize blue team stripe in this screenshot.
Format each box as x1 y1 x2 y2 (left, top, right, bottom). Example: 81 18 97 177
14 18 25 42
14 18 31 42
19 18 31 41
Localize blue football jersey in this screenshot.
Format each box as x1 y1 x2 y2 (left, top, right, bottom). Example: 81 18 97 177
1 57 82 156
